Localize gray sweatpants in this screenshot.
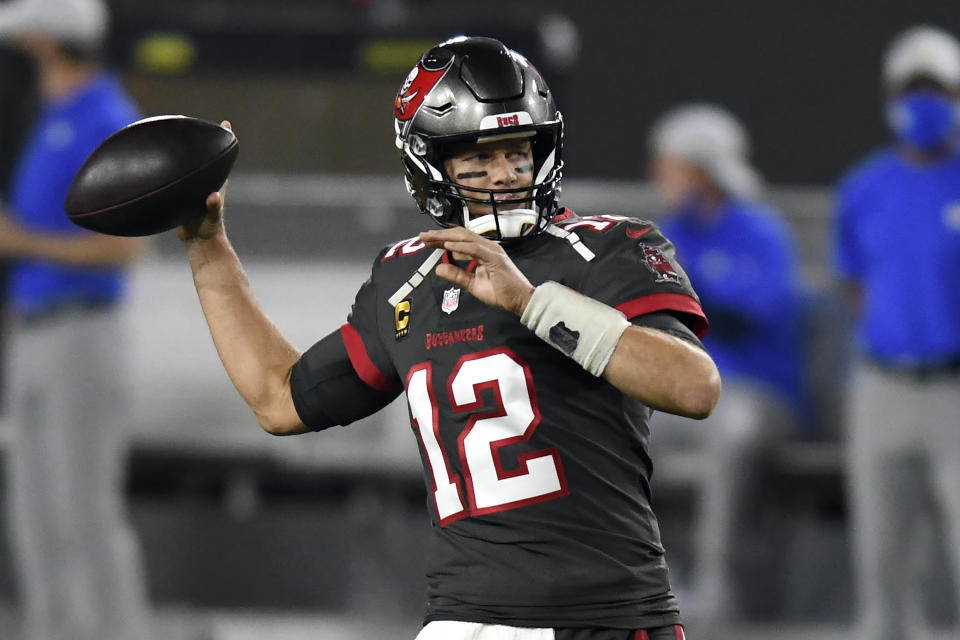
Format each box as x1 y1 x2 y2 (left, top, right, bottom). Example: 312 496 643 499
5 308 149 640
846 361 960 640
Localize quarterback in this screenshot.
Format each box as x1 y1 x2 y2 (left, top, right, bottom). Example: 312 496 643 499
178 36 720 640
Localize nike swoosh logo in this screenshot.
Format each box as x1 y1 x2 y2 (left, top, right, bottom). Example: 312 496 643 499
625 226 652 239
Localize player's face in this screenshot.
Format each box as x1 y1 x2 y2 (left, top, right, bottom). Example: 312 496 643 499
650 153 712 210
443 138 535 218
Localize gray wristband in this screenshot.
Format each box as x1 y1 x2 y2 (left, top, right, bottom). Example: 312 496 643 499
520 281 630 376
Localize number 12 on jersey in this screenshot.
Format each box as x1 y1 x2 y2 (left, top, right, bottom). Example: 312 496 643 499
405 348 569 526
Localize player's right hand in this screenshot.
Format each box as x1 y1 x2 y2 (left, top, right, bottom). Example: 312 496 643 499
177 120 232 243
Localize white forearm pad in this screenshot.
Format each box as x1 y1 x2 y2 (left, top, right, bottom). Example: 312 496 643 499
520 281 630 376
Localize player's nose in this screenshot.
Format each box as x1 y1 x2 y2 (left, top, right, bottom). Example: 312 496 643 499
488 153 518 186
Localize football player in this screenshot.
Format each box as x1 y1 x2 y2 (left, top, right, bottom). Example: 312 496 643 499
179 36 720 640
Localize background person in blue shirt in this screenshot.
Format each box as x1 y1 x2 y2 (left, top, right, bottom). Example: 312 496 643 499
646 104 806 623
0 1 148 639
834 25 960 640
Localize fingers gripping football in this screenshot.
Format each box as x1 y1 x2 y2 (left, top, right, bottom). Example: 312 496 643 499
176 186 226 242
419 227 535 315
177 120 232 243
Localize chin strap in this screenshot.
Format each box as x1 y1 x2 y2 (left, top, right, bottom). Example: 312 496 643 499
465 208 540 239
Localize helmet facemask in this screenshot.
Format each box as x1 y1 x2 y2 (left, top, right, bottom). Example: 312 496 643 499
410 126 562 241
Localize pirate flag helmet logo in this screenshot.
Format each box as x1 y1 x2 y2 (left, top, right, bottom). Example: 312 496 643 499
394 51 454 122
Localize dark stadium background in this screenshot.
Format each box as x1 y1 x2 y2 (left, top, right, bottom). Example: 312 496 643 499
0 1 956 638
105 0 960 184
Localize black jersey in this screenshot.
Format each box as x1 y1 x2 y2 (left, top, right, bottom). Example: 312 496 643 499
300 212 707 629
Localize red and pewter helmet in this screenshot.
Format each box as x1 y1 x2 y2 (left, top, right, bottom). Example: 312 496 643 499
394 36 564 241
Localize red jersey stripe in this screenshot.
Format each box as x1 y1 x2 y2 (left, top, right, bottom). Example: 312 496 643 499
615 293 709 339
339 323 401 393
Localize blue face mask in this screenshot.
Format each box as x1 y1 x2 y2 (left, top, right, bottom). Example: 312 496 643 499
886 91 959 151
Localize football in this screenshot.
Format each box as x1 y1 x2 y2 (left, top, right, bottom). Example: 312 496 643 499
64 115 239 236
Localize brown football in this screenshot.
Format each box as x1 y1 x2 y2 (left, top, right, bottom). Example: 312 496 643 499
64 115 239 236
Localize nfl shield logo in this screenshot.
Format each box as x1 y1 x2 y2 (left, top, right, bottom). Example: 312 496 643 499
441 287 460 314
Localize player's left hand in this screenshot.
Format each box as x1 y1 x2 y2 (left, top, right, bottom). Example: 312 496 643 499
420 227 535 315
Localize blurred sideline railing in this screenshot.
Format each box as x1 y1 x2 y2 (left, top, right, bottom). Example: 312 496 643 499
134 172 843 467
150 172 836 283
